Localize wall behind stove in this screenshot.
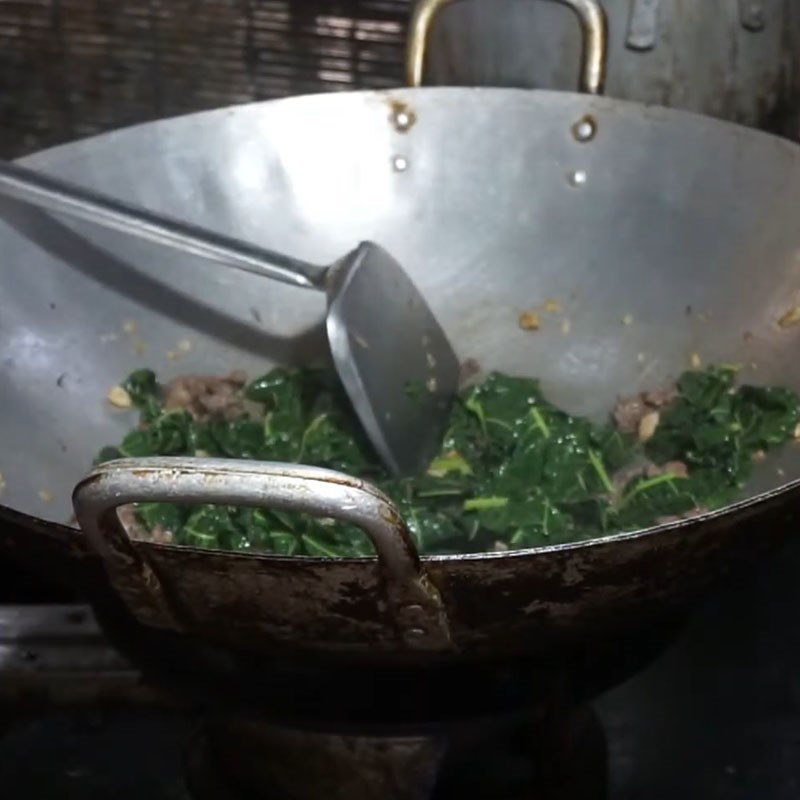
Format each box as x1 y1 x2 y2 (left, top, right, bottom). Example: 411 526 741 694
3 0 800 159
0 0 411 158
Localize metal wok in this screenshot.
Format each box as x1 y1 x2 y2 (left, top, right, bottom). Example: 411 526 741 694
2 0 800 677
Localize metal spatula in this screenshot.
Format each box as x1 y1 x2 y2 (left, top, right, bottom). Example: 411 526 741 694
0 160 459 476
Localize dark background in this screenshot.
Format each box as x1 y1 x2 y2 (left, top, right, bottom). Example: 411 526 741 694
1 0 411 158
1 536 799 799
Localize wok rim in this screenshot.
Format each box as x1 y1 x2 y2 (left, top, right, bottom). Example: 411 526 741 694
3 475 799 564
15 86 800 172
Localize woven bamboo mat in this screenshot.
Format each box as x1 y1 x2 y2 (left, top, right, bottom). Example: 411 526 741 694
1 0 410 157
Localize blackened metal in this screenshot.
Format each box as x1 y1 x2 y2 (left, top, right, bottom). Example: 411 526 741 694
72 458 453 652
0 603 175 710
69 455 800 666
188 703 606 800
204 720 446 800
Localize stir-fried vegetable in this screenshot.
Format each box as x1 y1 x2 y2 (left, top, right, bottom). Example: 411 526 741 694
97 365 800 556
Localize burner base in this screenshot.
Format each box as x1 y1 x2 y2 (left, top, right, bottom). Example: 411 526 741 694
186 706 606 800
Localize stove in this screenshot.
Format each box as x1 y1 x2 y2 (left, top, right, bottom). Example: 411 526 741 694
2 536 800 799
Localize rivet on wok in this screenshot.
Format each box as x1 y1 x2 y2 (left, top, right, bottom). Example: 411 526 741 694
568 169 588 187
571 115 597 142
392 155 409 172
394 110 414 131
388 99 417 132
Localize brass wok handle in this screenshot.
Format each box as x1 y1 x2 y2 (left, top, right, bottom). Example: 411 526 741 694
406 0 608 95
73 457 452 651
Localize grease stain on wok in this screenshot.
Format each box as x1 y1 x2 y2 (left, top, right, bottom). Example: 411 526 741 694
387 98 417 133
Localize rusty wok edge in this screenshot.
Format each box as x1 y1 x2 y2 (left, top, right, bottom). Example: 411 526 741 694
1 456 798 666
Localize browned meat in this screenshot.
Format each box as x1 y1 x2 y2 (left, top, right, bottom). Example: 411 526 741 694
148 525 175 545
117 505 174 544
613 382 678 434
642 385 679 408
164 371 247 421
610 459 690 505
611 460 651 494
116 504 144 537
612 396 646 433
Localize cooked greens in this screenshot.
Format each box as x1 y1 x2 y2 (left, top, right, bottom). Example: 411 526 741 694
97 365 800 556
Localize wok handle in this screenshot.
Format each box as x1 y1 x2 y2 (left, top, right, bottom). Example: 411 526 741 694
406 0 608 94
72 457 452 651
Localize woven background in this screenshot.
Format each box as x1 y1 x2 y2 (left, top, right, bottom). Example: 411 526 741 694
0 0 412 158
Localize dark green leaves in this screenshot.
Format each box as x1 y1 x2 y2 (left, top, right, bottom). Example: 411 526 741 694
117 411 192 457
123 368 158 404
135 502 187 534
647 366 800 485
206 417 265 459
99 365 800 557
123 369 162 422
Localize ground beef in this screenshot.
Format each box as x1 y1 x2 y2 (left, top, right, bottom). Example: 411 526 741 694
612 397 647 434
116 504 174 544
164 371 248 421
642 385 679 408
610 459 689 503
611 459 652 495
613 382 678 434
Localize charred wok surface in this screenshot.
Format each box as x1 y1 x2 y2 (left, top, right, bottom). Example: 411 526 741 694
114 488 794 662
1 480 796 681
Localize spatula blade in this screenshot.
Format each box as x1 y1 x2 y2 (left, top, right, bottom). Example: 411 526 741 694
326 242 459 476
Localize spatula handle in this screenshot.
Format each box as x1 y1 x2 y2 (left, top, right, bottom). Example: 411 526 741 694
0 160 328 290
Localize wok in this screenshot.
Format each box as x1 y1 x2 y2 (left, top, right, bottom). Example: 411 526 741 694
2 0 800 677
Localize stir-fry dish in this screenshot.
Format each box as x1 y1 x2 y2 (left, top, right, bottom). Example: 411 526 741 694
98 365 800 556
